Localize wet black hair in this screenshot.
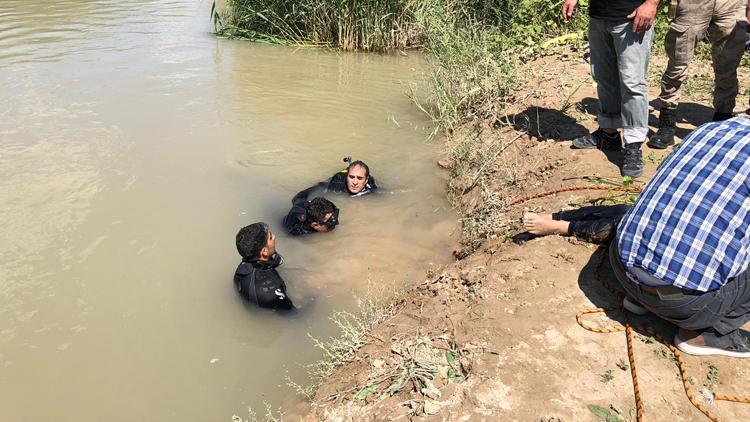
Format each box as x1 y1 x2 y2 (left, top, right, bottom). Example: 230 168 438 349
236 222 269 261
347 160 370 179
308 197 336 225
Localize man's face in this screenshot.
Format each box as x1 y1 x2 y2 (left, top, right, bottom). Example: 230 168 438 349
347 165 368 194
263 229 277 258
311 212 334 232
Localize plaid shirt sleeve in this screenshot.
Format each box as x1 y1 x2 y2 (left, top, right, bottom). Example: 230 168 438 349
617 118 750 292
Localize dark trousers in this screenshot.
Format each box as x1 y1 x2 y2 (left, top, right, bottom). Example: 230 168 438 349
610 240 750 335
553 204 629 244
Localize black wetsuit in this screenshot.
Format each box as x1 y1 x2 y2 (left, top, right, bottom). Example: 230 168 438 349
283 188 340 236
233 254 294 310
553 204 630 244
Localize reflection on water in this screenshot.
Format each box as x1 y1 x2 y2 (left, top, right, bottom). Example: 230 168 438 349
0 0 456 420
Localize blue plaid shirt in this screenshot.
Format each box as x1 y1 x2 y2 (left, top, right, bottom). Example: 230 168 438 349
617 118 750 292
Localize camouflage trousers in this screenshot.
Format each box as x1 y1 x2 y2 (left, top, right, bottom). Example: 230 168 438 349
658 0 748 113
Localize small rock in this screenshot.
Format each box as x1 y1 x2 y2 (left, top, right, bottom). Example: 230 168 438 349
424 399 442 415
437 156 454 169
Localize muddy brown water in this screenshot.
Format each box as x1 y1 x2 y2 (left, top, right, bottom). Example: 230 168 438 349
0 1 457 420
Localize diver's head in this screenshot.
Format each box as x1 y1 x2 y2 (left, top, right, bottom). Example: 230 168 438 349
236 222 276 262
308 197 339 233
346 160 370 194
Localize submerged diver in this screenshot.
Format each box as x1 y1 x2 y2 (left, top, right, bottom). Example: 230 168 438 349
297 158 378 200
283 195 339 236
234 223 294 310
327 159 378 196
521 204 630 244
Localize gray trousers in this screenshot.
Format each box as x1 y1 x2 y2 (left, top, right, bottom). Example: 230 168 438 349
589 18 654 144
658 0 748 113
610 241 750 335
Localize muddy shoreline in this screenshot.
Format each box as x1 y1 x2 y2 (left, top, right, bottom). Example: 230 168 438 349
296 52 750 421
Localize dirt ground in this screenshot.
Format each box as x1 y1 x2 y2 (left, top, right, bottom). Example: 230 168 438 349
297 51 750 421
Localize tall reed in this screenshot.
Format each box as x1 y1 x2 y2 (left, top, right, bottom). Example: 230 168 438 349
220 0 421 52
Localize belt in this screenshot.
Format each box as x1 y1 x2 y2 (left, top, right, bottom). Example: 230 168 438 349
623 271 704 299
610 241 704 299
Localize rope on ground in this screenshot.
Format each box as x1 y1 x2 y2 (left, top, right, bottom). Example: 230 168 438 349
510 188 750 421
507 185 641 207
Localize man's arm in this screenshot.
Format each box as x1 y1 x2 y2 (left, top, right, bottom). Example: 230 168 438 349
627 0 659 33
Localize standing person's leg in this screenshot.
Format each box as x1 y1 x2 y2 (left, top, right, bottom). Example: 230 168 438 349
572 18 623 151
650 0 713 149
709 0 748 120
611 20 654 178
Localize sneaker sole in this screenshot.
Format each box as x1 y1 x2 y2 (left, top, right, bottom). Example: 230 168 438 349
623 297 649 315
571 143 598 150
674 334 750 358
646 141 672 150
621 170 643 178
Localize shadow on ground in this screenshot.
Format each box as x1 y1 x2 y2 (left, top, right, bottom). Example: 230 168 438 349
505 106 589 142
505 102 626 170
576 247 676 345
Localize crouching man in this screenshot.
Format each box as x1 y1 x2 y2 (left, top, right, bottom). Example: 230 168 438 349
234 223 294 310
612 118 750 357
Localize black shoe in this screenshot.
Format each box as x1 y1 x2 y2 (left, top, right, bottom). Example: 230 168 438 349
622 143 643 178
648 108 676 149
712 111 733 122
572 128 622 151
675 329 750 358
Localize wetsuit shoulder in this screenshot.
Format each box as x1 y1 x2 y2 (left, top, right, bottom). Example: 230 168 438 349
233 262 254 302
326 171 349 193
283 202 312 236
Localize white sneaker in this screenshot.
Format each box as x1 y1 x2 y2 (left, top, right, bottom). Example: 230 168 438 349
675 331 750 358
623 296 649 315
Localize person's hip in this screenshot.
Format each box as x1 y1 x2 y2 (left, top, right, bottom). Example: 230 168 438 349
609 241 706 301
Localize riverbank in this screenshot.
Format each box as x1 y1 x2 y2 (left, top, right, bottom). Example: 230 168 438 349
291 52 750 420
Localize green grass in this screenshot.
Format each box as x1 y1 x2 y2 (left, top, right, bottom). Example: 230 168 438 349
216 0 420 51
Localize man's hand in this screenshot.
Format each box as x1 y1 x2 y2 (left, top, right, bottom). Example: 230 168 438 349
562 0 578 22
627 0 658 33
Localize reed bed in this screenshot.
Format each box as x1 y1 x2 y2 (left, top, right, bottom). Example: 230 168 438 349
218 0 421 51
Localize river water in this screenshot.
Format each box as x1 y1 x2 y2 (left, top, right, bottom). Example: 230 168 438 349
0 0 457 420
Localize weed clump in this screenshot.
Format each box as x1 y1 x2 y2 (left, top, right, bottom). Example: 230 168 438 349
287 289 403 398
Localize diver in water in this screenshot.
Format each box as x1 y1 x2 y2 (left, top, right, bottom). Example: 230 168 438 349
327 158 378 196
283 195 339 236
297 158 378 201
234 222 294 310
520 204 630 244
